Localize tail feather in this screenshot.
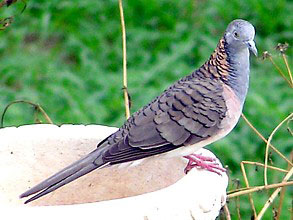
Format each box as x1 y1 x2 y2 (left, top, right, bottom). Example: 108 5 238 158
20 149 106 204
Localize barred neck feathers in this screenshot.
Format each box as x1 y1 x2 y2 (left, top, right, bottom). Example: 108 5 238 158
194 37 250 104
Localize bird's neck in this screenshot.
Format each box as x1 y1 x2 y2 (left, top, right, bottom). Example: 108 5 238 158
224 37 250 105
195 37 250 105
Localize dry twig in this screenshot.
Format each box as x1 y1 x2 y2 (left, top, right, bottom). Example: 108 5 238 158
1 100 53 127
276 151 293 220
118 0 130 119
228 181 293 198
223 204 231 220
257 167 293 219
262 46 293 88
241 114 293 167
264 113 293 185
240 162 257 218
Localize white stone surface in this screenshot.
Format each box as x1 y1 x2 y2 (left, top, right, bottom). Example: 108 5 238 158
0 124 228 219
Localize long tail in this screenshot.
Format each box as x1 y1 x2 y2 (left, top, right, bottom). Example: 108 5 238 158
20 148 107 204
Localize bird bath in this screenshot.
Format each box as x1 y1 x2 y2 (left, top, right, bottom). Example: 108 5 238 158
0 124 228 219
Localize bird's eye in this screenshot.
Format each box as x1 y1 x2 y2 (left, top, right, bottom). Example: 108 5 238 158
234 32 239 38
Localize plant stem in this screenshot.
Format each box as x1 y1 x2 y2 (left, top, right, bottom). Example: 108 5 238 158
1 100 53 128
281 53 293 87
257 167 293 219
240 162 257 218
228 181 293 198
119 0 130 119
268 56 292 87
241 114 293 167
276 151 293 220
264 113 293 185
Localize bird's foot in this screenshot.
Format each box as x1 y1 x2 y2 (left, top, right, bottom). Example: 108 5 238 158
183 154 226 175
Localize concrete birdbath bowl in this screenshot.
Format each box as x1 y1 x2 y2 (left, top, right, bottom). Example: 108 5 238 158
0 124 228 219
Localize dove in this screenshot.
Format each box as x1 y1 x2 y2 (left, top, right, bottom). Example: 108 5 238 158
20 19 257 204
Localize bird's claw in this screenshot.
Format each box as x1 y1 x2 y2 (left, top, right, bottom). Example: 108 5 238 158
183 153 226 175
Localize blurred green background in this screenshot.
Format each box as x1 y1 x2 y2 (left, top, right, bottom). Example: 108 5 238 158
0 0 292 218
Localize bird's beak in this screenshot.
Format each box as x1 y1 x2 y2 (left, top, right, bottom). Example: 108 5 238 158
246 40 258 56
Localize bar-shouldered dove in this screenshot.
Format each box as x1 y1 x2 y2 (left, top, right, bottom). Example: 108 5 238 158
20 19 257 204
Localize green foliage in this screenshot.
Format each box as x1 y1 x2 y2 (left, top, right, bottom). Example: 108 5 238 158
0 0 292 218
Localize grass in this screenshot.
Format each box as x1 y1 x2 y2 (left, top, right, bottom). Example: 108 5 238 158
0 0 292 219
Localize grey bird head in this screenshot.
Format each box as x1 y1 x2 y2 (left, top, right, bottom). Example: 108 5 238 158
224 19 257 56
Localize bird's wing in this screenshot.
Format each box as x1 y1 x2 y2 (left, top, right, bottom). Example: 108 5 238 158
100 76 228 164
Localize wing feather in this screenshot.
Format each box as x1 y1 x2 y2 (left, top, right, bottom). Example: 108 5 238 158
101 77 228 164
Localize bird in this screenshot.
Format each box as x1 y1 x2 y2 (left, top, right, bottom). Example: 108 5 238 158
20 19 257 204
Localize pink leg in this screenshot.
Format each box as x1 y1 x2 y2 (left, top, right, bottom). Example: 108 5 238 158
183 153 226 175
